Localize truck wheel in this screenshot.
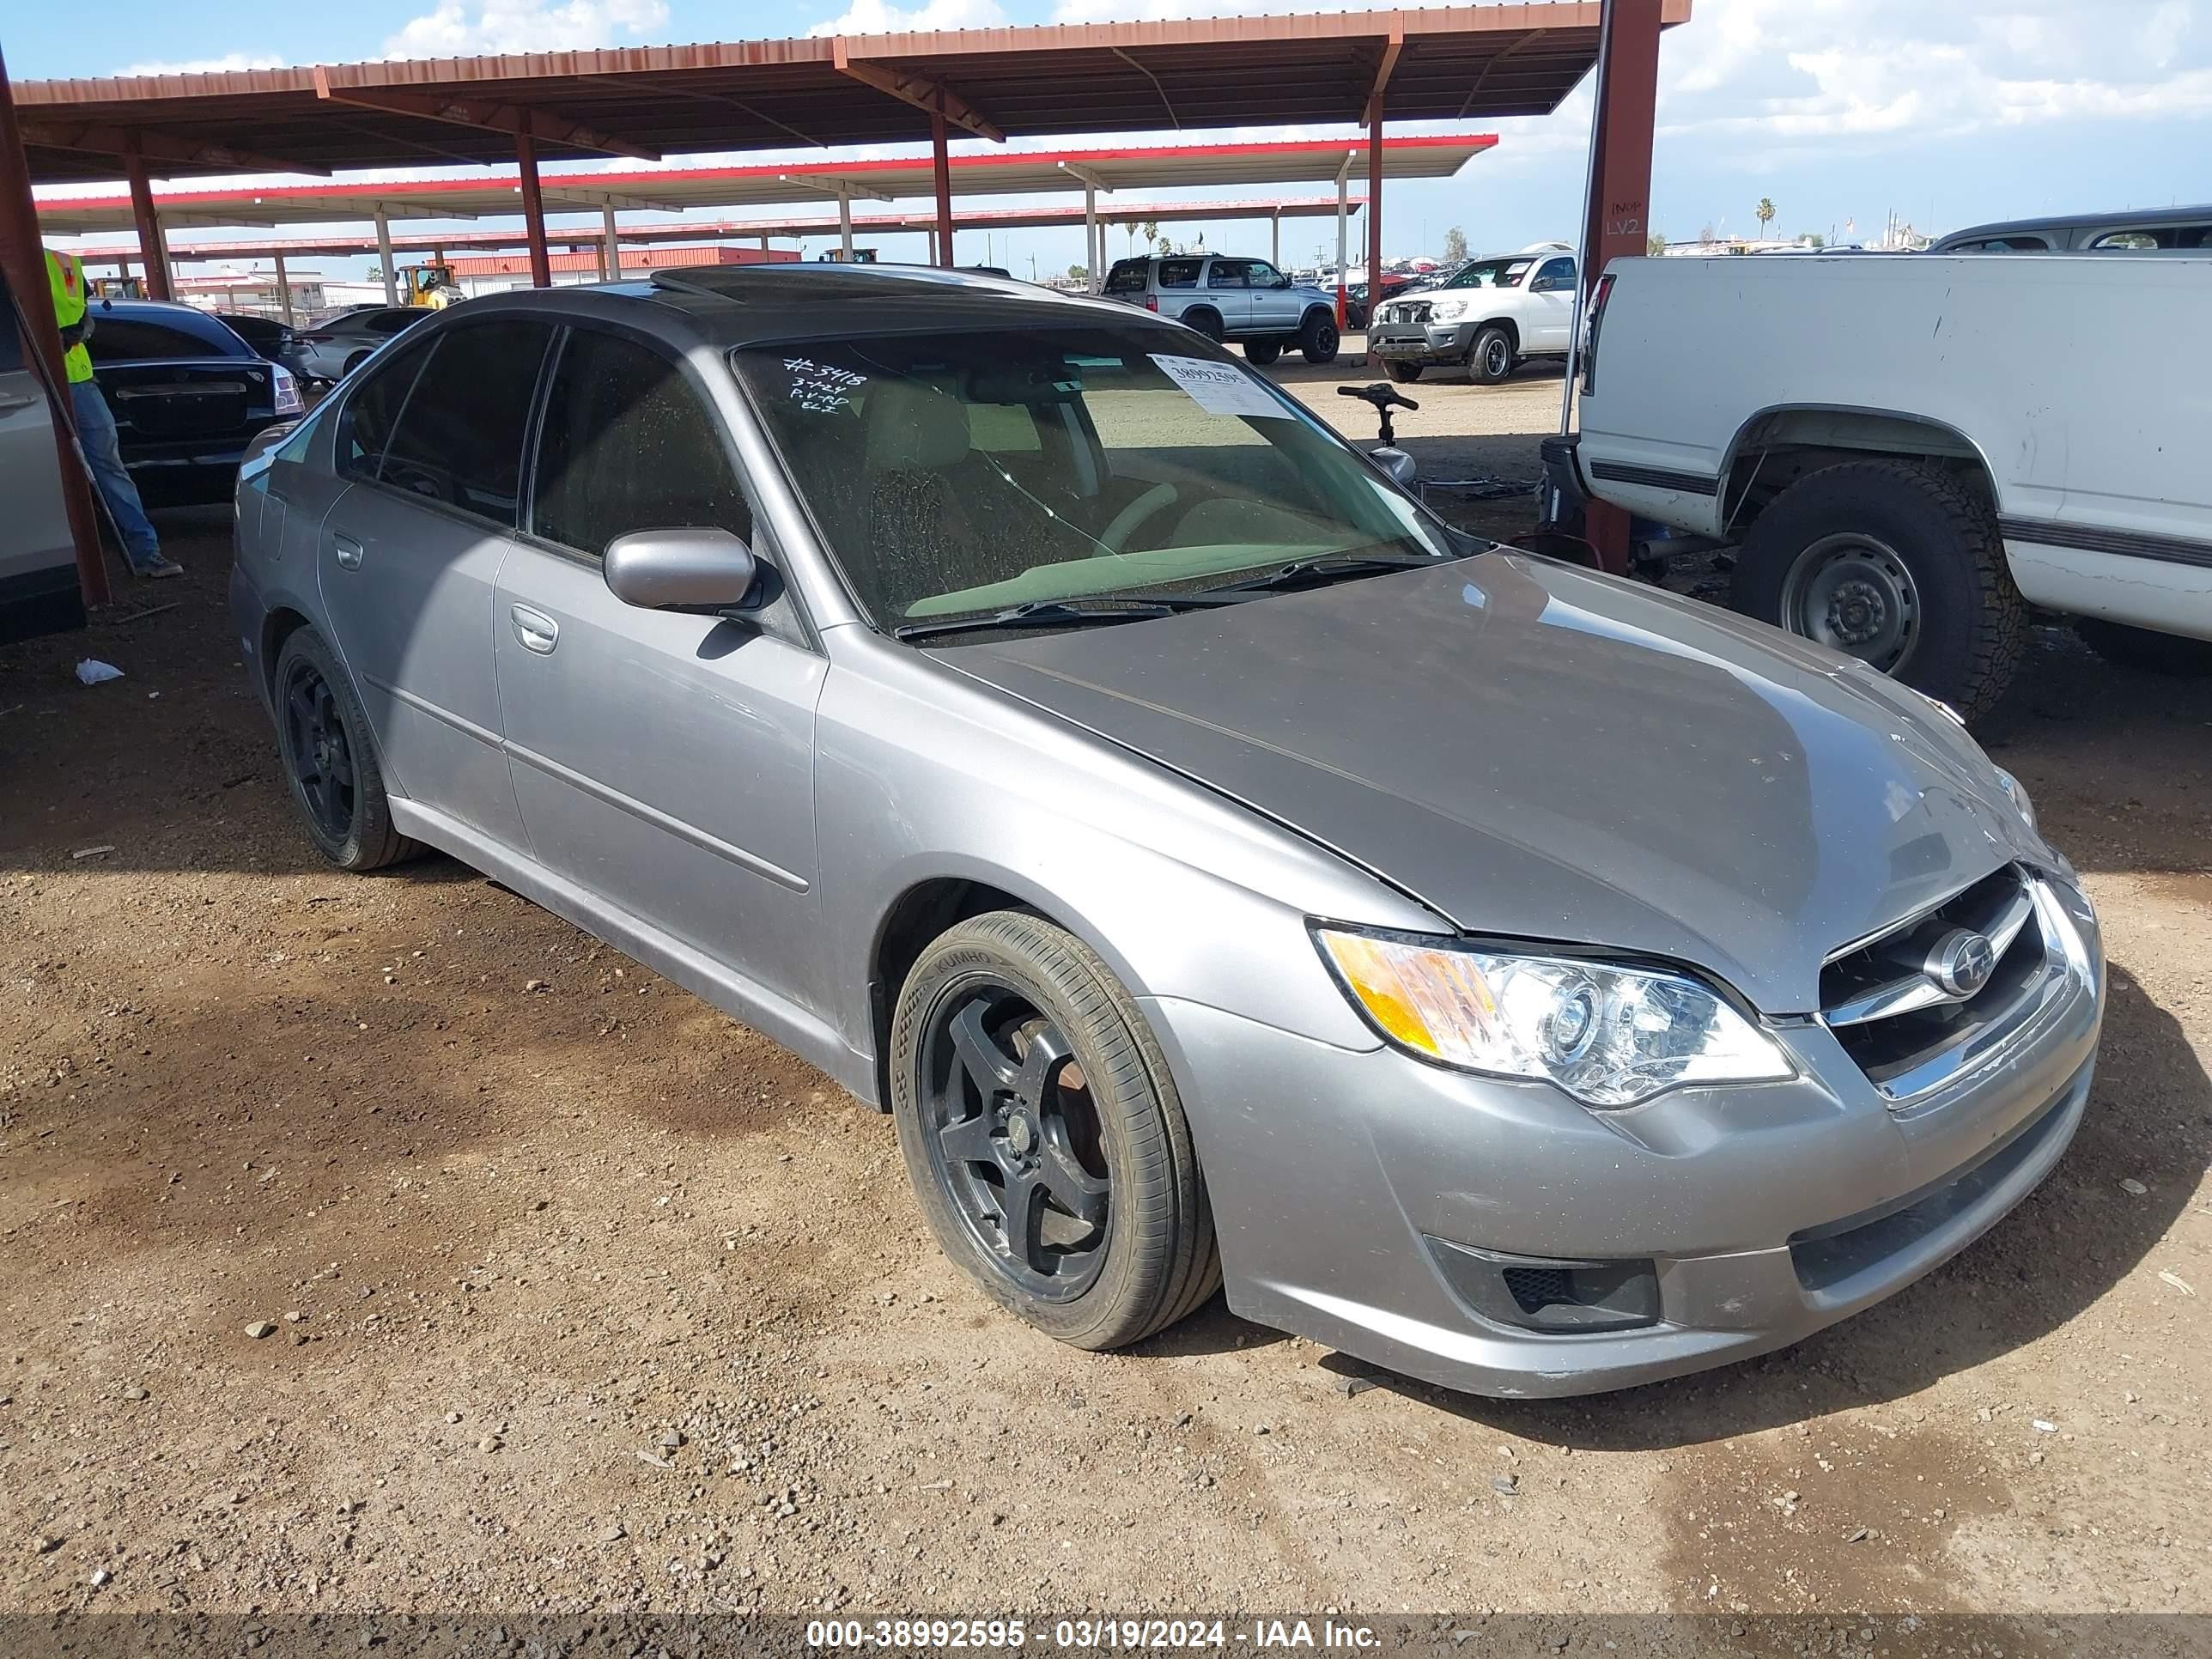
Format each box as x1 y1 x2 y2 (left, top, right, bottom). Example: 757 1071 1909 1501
1299 313 1340 365
1731 460 2026 723
1183 308 1224 343
1243 337 1283 367
1468 327 1515 385
890 910 1220 1352
2075 618 2212 676
1386 362 1422 385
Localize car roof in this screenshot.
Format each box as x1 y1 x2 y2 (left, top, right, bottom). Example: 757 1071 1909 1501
1934 204 2212 246
432 263 1164 350
91 300 254 353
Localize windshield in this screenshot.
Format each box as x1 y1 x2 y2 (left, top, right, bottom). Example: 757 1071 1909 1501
1444 258 1533 290
735 326 1455 629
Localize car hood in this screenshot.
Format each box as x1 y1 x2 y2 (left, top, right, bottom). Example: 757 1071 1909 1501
936 554 2045 1014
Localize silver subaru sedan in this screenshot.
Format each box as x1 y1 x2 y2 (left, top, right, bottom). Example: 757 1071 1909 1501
229 265 2103 1398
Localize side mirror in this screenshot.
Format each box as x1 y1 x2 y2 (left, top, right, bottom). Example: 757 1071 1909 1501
603 527 762 613
1370 447 1419 489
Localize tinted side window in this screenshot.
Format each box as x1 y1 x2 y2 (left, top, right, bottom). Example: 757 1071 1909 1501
1206 260 1250 289
531 328 750 559
90 318 225 361
368 310 422 336
1536 257 1577 289
1247 261 1285 288
1103 259 1150 295
2089 230 2160 250
1156 258 1203 289
375 319 553 525
337 332 437 482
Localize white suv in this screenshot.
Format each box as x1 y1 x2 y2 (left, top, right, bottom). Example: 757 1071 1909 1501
1367 248 1579 386
1101 255 1341 366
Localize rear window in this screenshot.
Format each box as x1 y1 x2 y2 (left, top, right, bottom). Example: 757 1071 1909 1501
1156 258 1203 289
89 317 231 362
1103 260 1150 295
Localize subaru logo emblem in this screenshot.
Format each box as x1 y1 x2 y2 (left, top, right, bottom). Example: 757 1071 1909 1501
1926 928 1998 999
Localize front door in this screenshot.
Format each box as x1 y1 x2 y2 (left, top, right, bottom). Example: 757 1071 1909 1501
1245 260 1301 331
1529 256 1579 350
1202 258 1255 335
493 324 826 1003
315 316 554 849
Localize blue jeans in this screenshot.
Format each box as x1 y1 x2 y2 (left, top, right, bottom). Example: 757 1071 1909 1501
70 379 163 569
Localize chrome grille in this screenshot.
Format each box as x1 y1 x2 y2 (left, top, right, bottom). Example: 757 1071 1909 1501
1384 301 1432 325
1820 865 2075 1104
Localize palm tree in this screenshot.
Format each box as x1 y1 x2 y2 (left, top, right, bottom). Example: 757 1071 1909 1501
1140 219 1160 252
1755 198 1777 239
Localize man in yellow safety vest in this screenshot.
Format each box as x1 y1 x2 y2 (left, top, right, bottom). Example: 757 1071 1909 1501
46 248 180 580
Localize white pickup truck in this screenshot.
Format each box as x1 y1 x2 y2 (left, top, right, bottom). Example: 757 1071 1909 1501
1562 252 2212 720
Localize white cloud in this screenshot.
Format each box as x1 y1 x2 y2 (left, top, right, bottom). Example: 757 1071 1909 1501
381 0 669 59
805 0 1007 36
120 52 284 76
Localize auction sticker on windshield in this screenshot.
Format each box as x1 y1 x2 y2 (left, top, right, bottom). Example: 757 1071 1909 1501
1150 354 1290 421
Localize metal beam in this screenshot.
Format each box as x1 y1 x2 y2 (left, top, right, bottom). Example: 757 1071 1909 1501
0 40 107 610
312 69 659 161
273 250 294 326
123 143 173 302
1055 160 1113 195
1362 21 1406 128
602 202 622 280
833 41 1006 143
777 173 895 205
515 117 552 289
374 209 398 304
932 107 955 267
1367 108 1384 356
1112 47 1181 131
576 73 825 151
20 118 324 178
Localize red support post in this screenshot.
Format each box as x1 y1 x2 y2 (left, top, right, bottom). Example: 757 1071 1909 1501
124 143 173 301
0 42 110 609
931 106 953 268
1365 110 1384 350
1577 0 1663 574
515 116 551 289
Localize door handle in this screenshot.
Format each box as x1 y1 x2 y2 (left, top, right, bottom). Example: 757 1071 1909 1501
510 604 559 654
331 532 364 570
0 393 36 415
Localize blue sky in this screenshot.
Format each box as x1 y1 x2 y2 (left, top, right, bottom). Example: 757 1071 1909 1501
15 1 2212 277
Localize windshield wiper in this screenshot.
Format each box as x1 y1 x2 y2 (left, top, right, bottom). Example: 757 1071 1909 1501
1199 551 1455 599
894 598 1189 642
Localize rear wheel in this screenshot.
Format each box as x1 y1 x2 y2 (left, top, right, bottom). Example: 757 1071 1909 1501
1300 313 1340 366
343 349 372 376
1468 326 1515 385
1183 308 1225 343
890 910 1218 1351
2075 617 2212 676
271 629 420 872
1243 337 1283 367
1386 361 1423 385
1730 460 2026 723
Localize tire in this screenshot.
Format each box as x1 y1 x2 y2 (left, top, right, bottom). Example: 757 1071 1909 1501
890 910 1219 1352
343 350 372 376
1183 308 1225 343
1730 460 2027 724
2075 617 2212 676
1468 325 1515 385
1243 337 1283 367
1386 361 1423 385
270 628 421 872
1300 313 1340 366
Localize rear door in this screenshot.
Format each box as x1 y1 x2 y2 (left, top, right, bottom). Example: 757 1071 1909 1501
494 324 825 999
1202 258 1254 334
0 317 76 641
316 316 555 850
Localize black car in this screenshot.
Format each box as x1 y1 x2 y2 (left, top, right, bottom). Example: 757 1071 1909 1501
213 310 303 371
83 301 305 508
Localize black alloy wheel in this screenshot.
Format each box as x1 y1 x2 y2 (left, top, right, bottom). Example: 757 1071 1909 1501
921 981 1112 1302
283 656 357 847
270 628 419 872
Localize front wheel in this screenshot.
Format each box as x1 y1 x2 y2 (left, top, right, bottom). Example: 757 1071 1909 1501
1730 460 2026 723
890 911 1219 1351
1386 360 1423 385
1468 326 1515 385
1300 313 1340 365
1243 337 1283 367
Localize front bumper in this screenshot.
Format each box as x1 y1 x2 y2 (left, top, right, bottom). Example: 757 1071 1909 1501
1368 320 1478 363
1141 889 2103 1399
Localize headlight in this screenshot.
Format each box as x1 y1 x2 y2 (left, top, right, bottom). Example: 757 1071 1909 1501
1428 296 1469 321
1315 927 1794 1109
1992 768 2036 833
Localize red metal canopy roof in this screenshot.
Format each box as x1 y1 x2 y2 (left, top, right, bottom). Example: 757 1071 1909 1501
59 194 1371 264
33 135 1481 234
13 4 1687 184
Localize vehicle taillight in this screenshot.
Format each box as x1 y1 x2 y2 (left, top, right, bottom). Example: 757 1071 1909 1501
1145 295 1160 312
1581 271 1617 397
271 363 304 416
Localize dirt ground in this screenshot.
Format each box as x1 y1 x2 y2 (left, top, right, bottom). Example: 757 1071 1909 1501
2 368 2208 1637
